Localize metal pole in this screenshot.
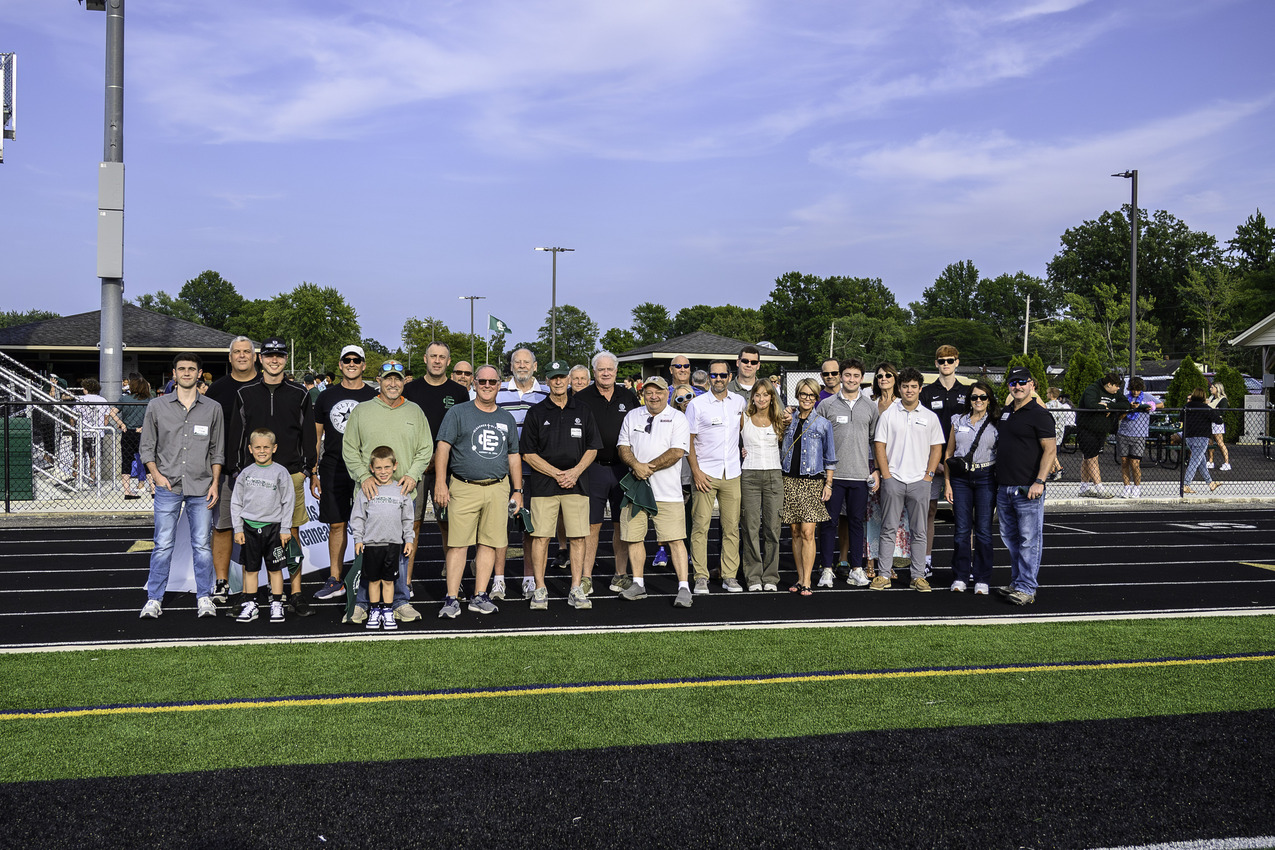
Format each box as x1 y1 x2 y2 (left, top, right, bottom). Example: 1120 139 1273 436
458 295 485 369
1129 170 1139 381
98 0 124 404
1022 292 1031 355
551 250 557 362
829 320 835 360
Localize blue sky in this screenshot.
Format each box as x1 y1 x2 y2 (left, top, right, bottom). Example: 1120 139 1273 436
2 0 1272 350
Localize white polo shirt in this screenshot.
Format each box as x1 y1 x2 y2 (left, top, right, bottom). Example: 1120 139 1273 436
686 390 747 479
617 404 690 502
873 399 944 484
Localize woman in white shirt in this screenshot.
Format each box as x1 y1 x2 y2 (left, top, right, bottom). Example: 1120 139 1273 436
739 382 785 591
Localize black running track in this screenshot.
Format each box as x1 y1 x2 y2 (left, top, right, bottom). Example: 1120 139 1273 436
2 507 1273 650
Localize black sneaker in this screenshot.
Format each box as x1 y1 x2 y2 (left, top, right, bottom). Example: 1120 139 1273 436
211 579 230 604
288 592 314 617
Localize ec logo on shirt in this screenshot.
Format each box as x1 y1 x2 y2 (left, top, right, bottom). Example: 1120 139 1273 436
471 425 507 458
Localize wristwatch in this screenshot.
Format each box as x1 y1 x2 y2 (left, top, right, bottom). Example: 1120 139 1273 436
1034 478 1045 485
512 488 524 493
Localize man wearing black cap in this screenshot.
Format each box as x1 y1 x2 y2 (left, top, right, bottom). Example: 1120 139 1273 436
994 366 1056 606
234 336 317 616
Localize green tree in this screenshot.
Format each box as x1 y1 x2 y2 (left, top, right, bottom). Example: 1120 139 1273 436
1005 353 1048 395
910 260 979 321
261 282 361 372
134 291 199 323
974 271 1061 351
179 270 244 331
226 298 272 341
537 304 598 371
1028 313 1105 371
0 309 59 329
1226 210 1275 335
599 327 638 356
400 316 493 371
668 304 718 338
1062 348 1105 403
908 317 1014 366
630 302 671 346
698 305 765 344
760 272 909 367
1166 356 1207 408
1180 265 1236 366
1211 363 1247 441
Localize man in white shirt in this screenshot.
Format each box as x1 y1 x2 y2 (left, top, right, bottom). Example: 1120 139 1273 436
616 377 693 608
687 360 747 594
871 367 945 592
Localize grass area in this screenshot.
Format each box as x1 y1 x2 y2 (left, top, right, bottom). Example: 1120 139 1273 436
2 616 1273 783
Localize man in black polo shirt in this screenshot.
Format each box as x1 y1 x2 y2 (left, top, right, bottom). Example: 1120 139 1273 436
919 343 967 574
521 360 602 610
310 344 377 600
994 366 1056 606
401 340 471 588
573 350 640 596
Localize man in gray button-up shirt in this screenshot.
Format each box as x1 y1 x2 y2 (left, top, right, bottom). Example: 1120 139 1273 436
138 352 225 620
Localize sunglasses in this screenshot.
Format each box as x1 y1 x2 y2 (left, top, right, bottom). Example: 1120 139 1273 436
936 357 957 365
708 372 729 379
821 371 839 377
739 358 759 366
1008 379 1030 387
970 394 989 402
380 362 404 374
876 374 895 380
671 363 691 369
475 378 499 386
452 369 472 377
643 415 655 433
341 357 364 364
674 393 694 405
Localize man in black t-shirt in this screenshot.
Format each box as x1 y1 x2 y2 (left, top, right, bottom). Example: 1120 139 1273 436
919 344 967 574
310 344 378 600
401 341 471 587
994 366 1056 607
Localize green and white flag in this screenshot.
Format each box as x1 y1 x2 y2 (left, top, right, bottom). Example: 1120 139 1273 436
489 315 511 334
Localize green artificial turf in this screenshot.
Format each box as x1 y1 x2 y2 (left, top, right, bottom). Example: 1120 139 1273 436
2 616 1272 782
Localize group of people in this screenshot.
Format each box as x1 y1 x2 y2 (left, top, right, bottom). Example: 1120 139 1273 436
139 336 1060 626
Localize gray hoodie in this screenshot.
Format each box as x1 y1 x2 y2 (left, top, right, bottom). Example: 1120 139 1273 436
231 462 296 533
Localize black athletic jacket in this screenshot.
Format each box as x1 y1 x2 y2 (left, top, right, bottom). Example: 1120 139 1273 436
234 379 316 476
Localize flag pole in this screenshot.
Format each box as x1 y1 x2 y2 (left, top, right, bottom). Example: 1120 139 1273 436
486 314 491 367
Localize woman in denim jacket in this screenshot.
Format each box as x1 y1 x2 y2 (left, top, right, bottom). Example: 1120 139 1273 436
780 378 837 595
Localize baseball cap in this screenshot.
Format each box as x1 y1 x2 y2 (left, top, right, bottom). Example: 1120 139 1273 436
340 344 365 361
261 337 287 356
1006 366 1033 384
643 376 669 392
545 360 569 379
379 360 406 378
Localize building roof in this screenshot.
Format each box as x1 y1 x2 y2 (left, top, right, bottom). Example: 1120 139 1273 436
616 331 799 363
1229 309 1275 348
0 304 249 352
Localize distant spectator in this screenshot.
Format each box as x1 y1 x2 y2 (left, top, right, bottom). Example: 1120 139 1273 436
1182 387 1223 494
1117 377 1158 499
1206 382 1231 471
109 376 151 499
1077 372 1131 499
1044 388 1072 481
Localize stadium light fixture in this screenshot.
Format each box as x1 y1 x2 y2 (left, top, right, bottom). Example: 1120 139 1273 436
1112 170 1138 380
534 247 574 362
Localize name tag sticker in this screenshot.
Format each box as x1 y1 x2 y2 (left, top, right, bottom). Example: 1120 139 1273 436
1000 412 1011 420
836 415 848 424
931 401 943 409
193 425 209 436
710 417 723 426
496 423 508 432
958 425 971 432
570 427 583 438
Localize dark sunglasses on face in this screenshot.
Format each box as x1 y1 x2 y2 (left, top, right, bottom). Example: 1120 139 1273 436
739 358 759 365
822 371 839 377
1008 379 1030 387
877 374 894 381
475 378 499 386
341 357 364 364
452 370 472 377
709 372 729 379
671 363 690 369
936 357 957 365
970 394 989 401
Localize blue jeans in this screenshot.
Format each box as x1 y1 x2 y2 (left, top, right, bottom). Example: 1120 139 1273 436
950 470 996 585
995 485 1045 596
355 553 411 610
1183 437 1212 485
147 487 214 601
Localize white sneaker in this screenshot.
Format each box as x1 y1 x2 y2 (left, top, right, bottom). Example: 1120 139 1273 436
974 583 990 595
139 599 162 619
489 577 506 600
236 600 258 622
762 582 778 592
269 600 285 622
1206 461 1215 469
1121 486 1131 499
950 580 967 592
848 567 870 587
817 567 835 588
1131 486 1141 498
521 576 536 597
196 596 217 618
748 583 763 592
1220 463 1231 471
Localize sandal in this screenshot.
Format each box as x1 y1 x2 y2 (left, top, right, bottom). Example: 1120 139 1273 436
799 585 813 597
788 584 801 593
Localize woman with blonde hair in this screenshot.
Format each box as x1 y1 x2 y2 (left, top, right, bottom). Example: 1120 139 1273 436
740 381 785 591
780 377 836 595
864 362 910 578
1206 382 1231 471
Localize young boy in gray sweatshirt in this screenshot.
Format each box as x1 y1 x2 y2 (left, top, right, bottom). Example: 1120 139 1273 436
232 428 297 623
349 445 416 630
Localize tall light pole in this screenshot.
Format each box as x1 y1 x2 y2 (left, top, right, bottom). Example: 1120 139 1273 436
1112 170 1138 380
457 295 485 368
534 247 574 362
82 0 125 403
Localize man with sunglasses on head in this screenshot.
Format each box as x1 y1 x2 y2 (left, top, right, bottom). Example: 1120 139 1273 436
309 344 378 601
727 345 762 401
994 366 1056 605
206 336 262 606
919 344 967 577
402 342 472 590
342 359 434 623
233 336 317 616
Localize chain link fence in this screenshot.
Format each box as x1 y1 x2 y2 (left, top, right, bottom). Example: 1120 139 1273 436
3 400 1275 513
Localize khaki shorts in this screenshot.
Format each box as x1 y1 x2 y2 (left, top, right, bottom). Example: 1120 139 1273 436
619 501 687 544
215 477 235 531
529 494 589 539
289 472 309 528
445 476 509 549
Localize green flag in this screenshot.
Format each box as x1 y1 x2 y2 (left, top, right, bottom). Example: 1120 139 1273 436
489 315 511 334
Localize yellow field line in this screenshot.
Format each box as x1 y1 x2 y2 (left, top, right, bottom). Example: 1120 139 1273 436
4 653 1272 722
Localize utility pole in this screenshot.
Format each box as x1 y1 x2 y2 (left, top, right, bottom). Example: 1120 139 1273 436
1113 170 1138 379
534 247 574 362
458 295 485 368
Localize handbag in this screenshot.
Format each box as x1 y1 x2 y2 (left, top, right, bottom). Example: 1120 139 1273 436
130 452 146 482
946 417 991 478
